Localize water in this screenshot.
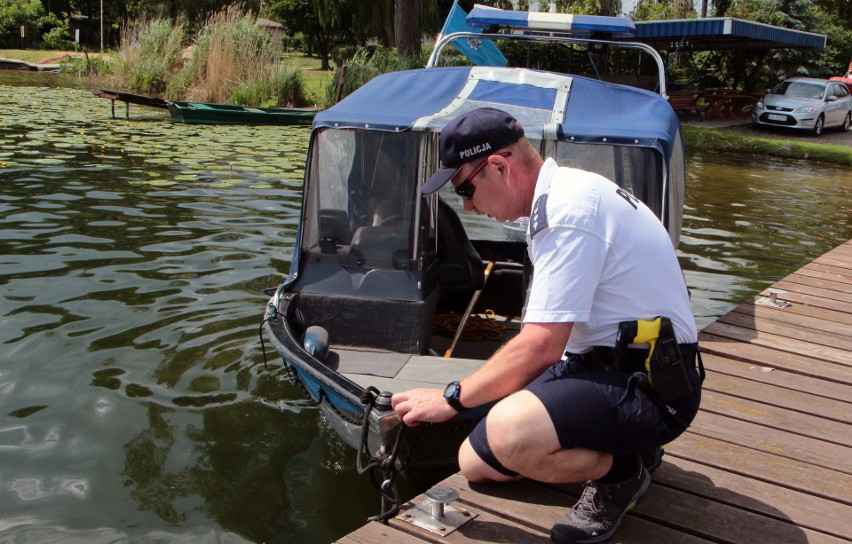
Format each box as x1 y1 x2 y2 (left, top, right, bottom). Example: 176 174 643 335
0 75 850 543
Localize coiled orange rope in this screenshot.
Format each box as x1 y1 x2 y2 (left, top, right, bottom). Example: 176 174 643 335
432 311 506 342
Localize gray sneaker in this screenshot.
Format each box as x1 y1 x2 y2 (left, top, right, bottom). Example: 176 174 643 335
550 463 651 544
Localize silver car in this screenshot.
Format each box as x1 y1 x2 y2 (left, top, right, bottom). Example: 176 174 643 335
752 77 852 135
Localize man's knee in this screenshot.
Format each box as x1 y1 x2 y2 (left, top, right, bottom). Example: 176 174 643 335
486 391 555 468
459 438 518 483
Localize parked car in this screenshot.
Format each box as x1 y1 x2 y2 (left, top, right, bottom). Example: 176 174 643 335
752 77 852 135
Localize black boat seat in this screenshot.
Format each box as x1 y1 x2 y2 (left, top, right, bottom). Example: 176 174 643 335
436 197 484 291
349 225 409 268
318 208 352 254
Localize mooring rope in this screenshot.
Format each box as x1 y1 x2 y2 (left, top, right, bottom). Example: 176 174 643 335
432 311 507 342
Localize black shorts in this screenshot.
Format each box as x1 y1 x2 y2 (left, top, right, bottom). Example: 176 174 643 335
524 352 702 454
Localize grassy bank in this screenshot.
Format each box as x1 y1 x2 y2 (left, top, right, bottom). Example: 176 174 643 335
683 125 852 167
0 49 109 63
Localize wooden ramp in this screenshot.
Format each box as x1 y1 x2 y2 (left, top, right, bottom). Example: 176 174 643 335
337 240 852 544
93 89 170 119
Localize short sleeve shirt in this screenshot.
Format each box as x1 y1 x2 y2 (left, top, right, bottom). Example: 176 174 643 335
524 158 697 352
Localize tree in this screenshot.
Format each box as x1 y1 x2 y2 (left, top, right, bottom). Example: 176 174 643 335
394 0 419 57
1 0 45 48
270 0 353 70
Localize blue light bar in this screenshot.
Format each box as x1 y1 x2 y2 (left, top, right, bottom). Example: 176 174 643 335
467 5 636 38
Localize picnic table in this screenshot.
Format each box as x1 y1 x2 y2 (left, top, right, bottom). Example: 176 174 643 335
698 89 761 120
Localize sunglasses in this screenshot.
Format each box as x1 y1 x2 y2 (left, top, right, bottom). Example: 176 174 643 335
453 152 511 200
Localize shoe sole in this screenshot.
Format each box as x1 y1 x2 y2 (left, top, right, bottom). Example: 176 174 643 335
551 469 652 544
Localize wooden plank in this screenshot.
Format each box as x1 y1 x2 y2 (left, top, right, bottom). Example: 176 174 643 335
814 256 852 271
702 357 852 418
802 261 852 280
654 456 852 540
771 277 852 304
335 522 429 544
717 307 852 351
389 493 550 543
425 474 714 544
731 302 852 337
698 333 852 385
636 474 849 544
689 410 852 475
667 432 852 505
758 282 852 313
699 389 852 447
791 268 852 287
700 322 851 366
797 265 852 285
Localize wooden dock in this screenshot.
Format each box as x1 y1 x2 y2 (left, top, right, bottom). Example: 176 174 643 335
337 239 852 544
93 89 170 119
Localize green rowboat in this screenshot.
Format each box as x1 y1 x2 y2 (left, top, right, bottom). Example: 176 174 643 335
168 101 318 125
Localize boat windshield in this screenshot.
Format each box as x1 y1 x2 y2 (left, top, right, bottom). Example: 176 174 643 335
436 139 668 241
301 129 422 270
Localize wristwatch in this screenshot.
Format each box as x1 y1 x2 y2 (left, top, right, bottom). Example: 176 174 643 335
443 380 468 412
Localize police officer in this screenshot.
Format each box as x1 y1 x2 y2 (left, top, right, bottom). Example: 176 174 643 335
391 107 702 544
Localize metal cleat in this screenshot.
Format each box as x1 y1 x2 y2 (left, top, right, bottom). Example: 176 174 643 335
756 288 791 308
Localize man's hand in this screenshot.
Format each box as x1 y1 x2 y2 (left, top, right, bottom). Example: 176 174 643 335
391 388 458 426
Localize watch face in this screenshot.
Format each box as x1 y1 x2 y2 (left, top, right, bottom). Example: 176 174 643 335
443 382 459 399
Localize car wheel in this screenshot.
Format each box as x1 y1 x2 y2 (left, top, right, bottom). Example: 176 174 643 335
813 115 824 136
840 112 851 133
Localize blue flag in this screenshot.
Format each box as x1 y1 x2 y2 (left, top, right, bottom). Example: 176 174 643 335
440 1 508 67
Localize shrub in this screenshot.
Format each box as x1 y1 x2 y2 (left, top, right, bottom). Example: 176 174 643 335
59 54 112 76
40 13 75 50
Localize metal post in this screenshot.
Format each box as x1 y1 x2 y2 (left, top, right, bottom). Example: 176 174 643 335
100 0 104 52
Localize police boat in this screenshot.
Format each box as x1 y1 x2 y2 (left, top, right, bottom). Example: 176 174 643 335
261 5 686 517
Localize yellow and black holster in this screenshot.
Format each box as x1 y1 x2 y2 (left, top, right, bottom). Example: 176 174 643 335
614 317 693 403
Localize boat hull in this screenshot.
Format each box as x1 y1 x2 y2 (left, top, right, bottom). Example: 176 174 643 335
263 294 487 488
168 101 317 125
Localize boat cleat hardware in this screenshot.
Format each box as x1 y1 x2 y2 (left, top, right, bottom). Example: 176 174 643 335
396 486 477 535
756 288 791 309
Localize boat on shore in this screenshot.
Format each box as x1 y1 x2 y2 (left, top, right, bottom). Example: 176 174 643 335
260 5 686 518
168 101 318 125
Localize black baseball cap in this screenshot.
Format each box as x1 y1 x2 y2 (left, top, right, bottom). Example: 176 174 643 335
421 107 524 194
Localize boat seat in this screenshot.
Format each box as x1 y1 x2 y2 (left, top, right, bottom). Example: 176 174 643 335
436 197 484 291
318 208 352 254
349 226 409 269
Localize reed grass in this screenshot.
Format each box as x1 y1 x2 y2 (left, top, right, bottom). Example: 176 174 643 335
110 18 185 95
166 5 298 105
231 64 306 107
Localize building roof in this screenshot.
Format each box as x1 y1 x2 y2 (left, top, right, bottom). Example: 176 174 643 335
634 17 826 51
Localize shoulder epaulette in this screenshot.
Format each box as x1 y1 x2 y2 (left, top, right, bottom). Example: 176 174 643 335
530 194 548 238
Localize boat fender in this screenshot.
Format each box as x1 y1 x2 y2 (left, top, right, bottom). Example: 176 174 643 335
303 326 329 362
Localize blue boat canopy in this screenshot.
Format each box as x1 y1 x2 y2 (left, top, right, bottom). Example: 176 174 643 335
313 66 679 163
634 17 826 51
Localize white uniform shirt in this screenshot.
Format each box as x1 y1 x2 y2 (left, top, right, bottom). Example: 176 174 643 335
524 158 698 352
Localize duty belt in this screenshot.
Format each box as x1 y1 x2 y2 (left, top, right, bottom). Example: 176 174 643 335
571 317 705 402
580 342 699 375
